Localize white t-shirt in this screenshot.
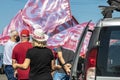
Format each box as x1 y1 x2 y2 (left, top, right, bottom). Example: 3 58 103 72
3 40 16 65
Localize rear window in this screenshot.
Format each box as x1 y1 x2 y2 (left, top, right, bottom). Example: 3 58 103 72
97 26 120 76
107 31 120 73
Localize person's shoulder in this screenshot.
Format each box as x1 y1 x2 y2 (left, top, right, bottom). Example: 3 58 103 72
13 42 22 48
4 40 10 44
28 47 34 51
14 42 21 46
4 41 9 46
27 41 32 44
56 47 62 52
26 47 34 54
4 40 13 46
26 41 32 46
46 47 51 50
45 47 53 52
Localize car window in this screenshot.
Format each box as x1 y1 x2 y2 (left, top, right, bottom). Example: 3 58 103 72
107 31 120 73
97 27 120 76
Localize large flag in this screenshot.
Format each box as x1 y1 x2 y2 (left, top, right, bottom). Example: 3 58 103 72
47 22 95 55
0 10 23 45
0 10 33 45
0 0 72 45
22 0 72 34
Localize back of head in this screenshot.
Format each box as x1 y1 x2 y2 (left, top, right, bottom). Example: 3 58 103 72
20 29 30 37
20 29 30 42
9 30 18 37
31 29 49 47
9 30 20 42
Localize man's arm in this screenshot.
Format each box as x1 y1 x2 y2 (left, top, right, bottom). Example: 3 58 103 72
12 59 17 66
57 51 66 64
57 48 71 75
12 58 30 70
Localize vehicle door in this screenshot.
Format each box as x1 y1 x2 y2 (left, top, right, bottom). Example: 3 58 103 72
70 21 93 80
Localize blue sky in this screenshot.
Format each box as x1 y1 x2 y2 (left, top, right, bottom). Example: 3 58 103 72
0 0 120 34
0 0 27 33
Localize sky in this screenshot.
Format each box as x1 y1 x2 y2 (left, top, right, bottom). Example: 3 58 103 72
0 0 120 52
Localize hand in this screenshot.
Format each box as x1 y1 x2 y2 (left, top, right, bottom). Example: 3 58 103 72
55 65 62 70
66 63 72 68
64 64 71 75
14 70 18 79
12 63 17 69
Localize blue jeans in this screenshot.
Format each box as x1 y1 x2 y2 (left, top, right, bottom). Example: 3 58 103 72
4 65 17 80
53 72 70 80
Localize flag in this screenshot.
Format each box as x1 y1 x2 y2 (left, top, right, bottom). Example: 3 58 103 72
0 10 33 45
47 22 95 54
0 10 24 45
0 0 72 45
1 10 33 36
22 0 72 34
48 16 79 36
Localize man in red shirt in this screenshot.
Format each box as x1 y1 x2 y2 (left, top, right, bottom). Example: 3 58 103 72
12 29 32 80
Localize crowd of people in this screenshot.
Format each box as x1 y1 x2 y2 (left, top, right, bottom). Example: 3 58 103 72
2 28 74 80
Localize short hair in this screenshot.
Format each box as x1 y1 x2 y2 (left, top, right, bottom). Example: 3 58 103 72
9 30 18 37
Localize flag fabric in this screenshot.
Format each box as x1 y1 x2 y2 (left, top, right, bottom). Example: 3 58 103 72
47 22 95 54
22 0 72 34
1 10 32 36
0 10 24 45
48 16 79 36
0 0 72 45
0 10 33 45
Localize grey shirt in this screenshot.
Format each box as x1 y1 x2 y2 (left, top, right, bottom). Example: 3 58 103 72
55 47 74 73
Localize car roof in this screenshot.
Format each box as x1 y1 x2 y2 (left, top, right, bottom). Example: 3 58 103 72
96 17 120 27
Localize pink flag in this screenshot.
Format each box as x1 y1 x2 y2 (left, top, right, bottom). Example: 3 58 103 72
0 10 33 45
22 0 72 34
0 0 72 45
47 22 95 55
0 10 23 45
48 16 79 36
2 10 33 36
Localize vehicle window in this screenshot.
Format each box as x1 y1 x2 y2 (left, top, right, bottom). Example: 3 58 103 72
107 31 120 73
97 27 120 76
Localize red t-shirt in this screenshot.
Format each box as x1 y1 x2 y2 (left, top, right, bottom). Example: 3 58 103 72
12 41 32 79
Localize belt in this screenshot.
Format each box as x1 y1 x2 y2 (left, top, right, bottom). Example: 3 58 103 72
3 65 12 67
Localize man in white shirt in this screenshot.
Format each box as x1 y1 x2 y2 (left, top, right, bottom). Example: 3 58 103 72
3 30 19 80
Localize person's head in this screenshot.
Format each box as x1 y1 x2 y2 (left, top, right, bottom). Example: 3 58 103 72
31 29 48 47
20 29 30 42
9 30 19 42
